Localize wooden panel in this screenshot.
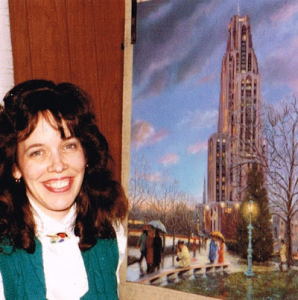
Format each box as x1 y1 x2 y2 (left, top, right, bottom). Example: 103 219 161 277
9 0 125 181
64 0 101 120
10 0 72 83
92 0 125 167
26 0 72 82
9 0 32 82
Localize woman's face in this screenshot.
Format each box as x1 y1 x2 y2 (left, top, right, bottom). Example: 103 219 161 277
13 113 86 220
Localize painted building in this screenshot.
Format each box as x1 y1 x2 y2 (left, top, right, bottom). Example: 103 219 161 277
207 14 266 237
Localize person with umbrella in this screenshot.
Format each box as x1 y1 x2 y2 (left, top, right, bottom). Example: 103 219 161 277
209 231 225 264
147 220 167 234
145 227 155 273
153 230 163 271
218 237 225 263
208 235 217 264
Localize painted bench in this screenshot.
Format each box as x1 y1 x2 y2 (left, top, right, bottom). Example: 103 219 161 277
135 262 230 284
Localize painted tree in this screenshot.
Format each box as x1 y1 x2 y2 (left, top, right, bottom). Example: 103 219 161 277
145 172 181 248
233 95 298 265
147 171 172 223
221 204 240 241
164 180 182 250
175 193 198 245
128 155 157 222
236 164 273 262
263 95 298 265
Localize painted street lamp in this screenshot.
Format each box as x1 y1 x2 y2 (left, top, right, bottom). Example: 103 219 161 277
245 196 255 277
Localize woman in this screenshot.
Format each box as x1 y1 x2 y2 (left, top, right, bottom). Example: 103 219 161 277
152 230 163 271
218 238 224 263
145 227 155 273
0 80 128 299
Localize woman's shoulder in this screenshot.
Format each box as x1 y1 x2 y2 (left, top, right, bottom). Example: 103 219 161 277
0 238 14 255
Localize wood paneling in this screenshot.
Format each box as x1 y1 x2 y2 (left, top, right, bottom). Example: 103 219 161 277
9 0 33 81
9 0 125 181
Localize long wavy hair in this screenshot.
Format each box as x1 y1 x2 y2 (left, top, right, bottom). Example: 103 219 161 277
0 80 128 253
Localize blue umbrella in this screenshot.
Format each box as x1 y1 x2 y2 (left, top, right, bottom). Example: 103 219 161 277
147 220 167 233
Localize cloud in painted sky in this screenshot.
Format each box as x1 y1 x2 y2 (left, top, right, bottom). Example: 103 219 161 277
187 141 208 155
178 109 218 130
133 0 298 101
262 36 298 95
131 120 168 150
159 153 179 166
270 2 298 23
198 72 218 84
134 0 227 100
143 172 161 183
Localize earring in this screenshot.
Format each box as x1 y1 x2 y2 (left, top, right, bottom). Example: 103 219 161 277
15 178 21 183
86 164 89 168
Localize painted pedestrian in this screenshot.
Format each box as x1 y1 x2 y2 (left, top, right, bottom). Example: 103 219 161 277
279 239 287 271
208 236 217 264
218 238 224 263
153 230 163 271
136 225 148 265
176 240 191 267
146 228 155 273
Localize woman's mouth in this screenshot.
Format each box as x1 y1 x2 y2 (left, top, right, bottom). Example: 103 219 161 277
43 178 73 192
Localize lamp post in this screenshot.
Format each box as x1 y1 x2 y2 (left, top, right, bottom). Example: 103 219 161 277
245 196 255 277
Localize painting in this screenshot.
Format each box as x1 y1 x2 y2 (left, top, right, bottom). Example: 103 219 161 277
126 0 298 298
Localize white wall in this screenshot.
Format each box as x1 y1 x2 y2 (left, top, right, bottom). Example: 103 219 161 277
0 0 14 104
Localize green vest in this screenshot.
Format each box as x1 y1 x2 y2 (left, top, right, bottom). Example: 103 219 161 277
0 238 119 299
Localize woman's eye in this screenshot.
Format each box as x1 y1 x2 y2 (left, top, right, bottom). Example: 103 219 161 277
30 150 44 157
64 143 77 150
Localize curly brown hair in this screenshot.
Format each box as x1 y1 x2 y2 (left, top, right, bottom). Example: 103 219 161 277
0 80 128 253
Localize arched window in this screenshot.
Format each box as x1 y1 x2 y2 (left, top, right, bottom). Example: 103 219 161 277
245 77 252 98
241 26 247 72
233 21 237 49
274 227 278 239
248 53 252 71
231 115 235 136
236 53 240 73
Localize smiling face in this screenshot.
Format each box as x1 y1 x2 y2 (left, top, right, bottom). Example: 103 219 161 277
13 113 86 220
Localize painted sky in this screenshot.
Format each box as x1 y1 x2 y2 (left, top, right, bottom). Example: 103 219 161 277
130 0 298 201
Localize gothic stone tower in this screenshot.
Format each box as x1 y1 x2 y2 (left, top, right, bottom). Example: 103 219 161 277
207 15 264 236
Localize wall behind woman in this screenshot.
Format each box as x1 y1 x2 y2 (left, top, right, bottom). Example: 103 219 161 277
0 1 14 101
9 0 125 182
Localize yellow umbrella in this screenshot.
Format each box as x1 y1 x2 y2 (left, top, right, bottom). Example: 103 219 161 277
210 231 225 242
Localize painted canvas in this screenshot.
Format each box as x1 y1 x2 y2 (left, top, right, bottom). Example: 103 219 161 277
127 0 298 298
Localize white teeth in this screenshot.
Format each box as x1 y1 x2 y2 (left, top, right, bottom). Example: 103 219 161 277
46 179 70 189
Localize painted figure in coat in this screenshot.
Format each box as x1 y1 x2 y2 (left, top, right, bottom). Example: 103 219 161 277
208 236 217 264
176 240 191 268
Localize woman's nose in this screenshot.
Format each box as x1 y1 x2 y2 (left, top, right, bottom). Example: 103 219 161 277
47 153 67 173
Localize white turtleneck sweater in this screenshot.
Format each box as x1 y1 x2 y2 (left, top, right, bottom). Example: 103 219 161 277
0 200 126 299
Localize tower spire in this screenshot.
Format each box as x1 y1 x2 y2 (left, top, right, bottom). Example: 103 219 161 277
203 175 206 204
237 2 240 16
207 14 262 237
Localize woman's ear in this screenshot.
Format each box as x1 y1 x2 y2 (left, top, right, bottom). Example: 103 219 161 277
12 164 22 180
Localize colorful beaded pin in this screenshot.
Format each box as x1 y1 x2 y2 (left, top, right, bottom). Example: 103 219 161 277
46 232 69 243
